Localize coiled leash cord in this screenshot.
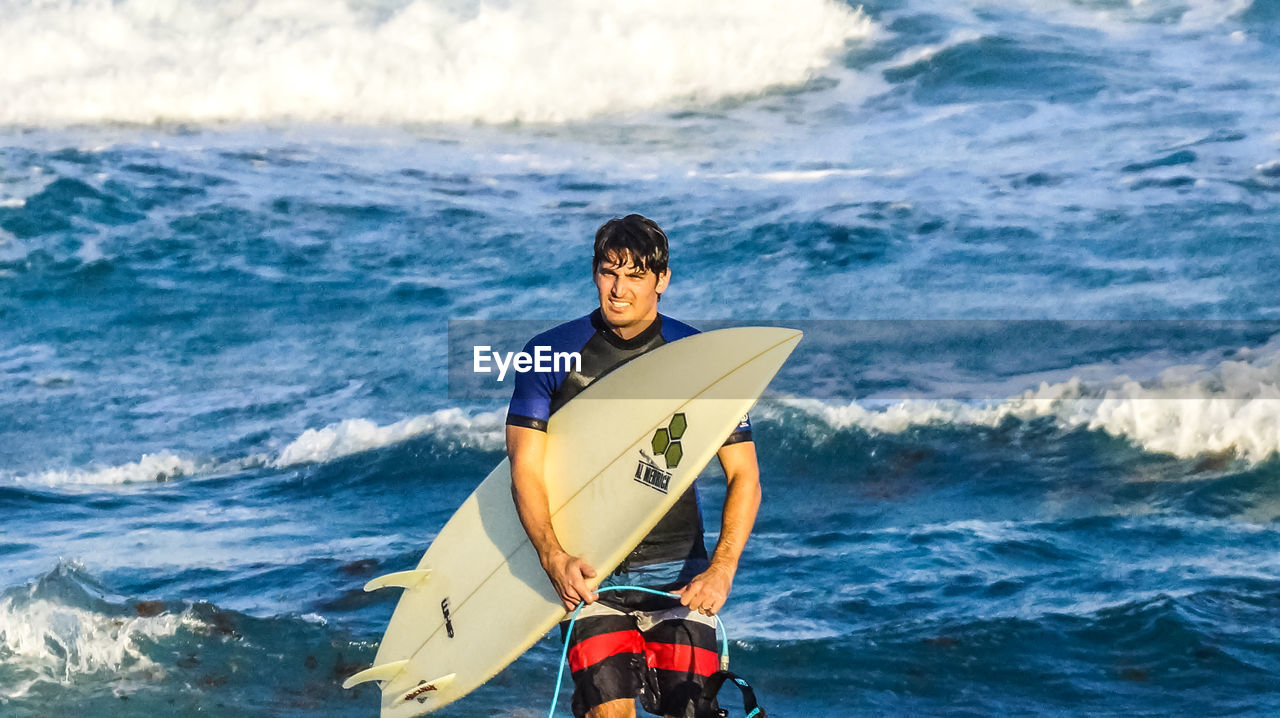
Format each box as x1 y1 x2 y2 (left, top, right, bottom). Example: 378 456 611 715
548 586 765 718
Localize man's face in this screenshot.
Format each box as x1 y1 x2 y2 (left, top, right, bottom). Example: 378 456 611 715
593 252 670 336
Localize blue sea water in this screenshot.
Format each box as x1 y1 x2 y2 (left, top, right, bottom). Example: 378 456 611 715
2 0 1280 715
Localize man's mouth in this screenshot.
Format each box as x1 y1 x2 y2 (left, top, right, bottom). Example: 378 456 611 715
609 299 631 309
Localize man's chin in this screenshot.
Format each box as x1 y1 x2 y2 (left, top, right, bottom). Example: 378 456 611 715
600 306 630 323
601 309 649 332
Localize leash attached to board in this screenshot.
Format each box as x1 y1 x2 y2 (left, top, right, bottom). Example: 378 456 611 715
548 586 767 718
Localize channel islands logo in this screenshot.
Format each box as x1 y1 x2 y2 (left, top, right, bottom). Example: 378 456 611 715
634 413 686 494
651 413 687 468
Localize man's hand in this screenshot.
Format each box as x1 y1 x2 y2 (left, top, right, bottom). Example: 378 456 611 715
676 563 734 617
542 550 599 612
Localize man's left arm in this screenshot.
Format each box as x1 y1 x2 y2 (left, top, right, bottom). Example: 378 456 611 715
676 440 761 616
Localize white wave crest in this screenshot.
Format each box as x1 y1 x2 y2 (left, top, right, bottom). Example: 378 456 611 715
0 0 873 126
774 349 1280 464
273 407 506 467
0 595 182 688
4 408 505 488
14 451 198 487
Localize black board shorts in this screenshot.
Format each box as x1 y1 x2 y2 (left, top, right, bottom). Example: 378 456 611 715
560 600 719 718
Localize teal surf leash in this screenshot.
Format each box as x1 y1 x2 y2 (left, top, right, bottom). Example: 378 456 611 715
547 585 731 718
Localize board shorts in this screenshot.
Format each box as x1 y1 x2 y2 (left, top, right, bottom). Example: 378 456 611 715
560 596 719 718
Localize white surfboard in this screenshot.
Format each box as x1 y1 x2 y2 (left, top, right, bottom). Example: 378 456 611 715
344 326 802 716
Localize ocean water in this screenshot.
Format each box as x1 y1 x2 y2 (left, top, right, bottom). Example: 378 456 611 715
3 0 1280 715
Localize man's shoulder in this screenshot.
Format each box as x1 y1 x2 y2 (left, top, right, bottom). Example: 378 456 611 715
658 313 700 342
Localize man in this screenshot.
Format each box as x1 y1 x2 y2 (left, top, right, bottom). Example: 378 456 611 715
505 214 763 718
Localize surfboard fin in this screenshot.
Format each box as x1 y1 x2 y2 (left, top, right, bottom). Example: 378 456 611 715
341 659 410 689
363 569 433 592
396 673 457 704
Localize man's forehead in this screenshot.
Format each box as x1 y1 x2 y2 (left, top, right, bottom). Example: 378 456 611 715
599 251 647 272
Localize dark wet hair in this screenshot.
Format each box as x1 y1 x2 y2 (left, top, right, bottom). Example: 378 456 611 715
593 214 669 276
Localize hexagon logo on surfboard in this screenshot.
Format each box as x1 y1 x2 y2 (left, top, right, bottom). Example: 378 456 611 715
651 412 686 469
636 413 686 493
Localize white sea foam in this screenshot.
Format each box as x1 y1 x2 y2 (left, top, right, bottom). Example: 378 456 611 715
0 343 56 372
14 452 198 487
0 0 873 126
272 407 506 467
4 407 506 488
771 345 1280 464
946 0 1257 34
882 29 984 70
687 167 876 183
1172 0 1257 32
0 595 183 687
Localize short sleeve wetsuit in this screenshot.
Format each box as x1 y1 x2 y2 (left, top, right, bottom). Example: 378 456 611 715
506 308 752 599
507 308 751 717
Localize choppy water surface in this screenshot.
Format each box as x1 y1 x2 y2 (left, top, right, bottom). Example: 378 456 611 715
3 0 1279 715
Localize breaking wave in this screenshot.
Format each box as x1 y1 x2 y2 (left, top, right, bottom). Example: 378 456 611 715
772 344 1280 464
0 0 873 126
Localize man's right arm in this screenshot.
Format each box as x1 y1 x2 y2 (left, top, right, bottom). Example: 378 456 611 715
506 424 598 611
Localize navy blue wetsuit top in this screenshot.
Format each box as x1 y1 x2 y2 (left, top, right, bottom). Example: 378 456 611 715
506 309 752 586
